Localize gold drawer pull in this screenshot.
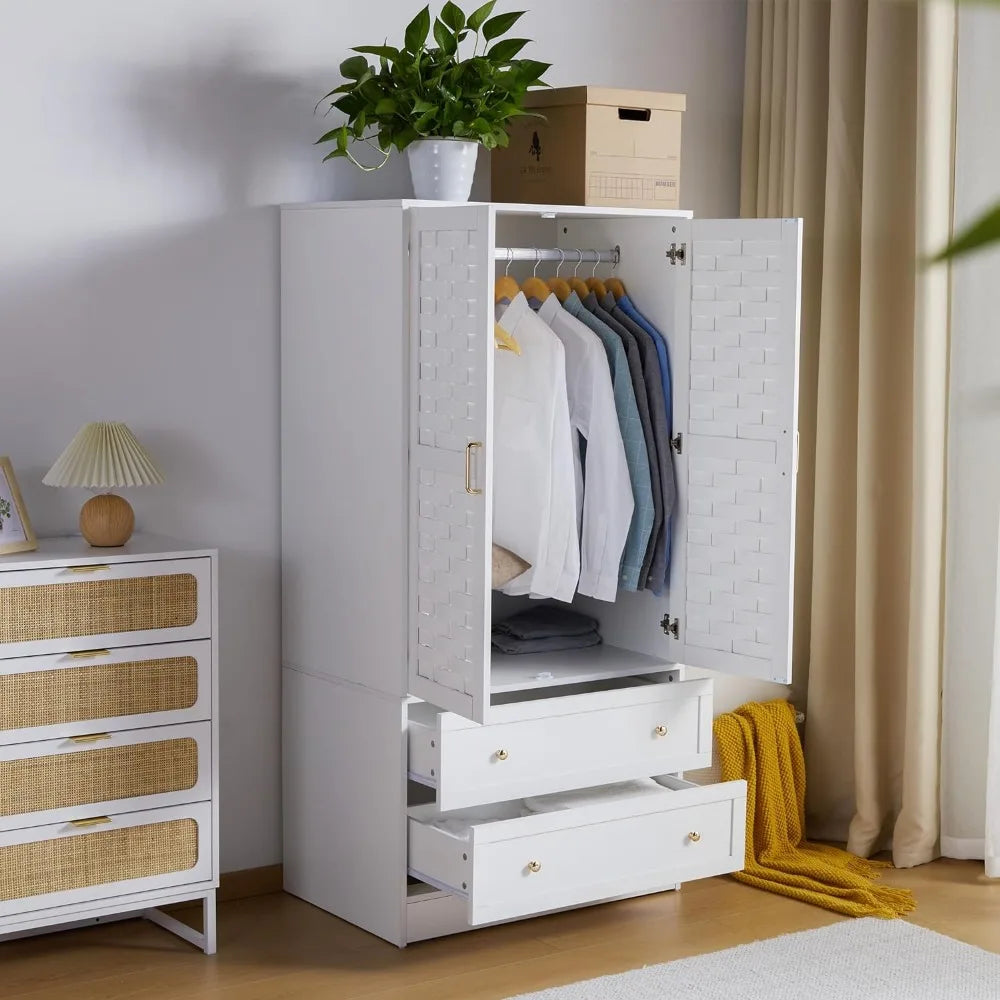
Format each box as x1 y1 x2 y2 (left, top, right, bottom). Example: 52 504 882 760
465 442 483 496
527 860 541 873
68 565 111 574
495 749 509 761
688 831 701 843
70 816 112 828
70 733 111 744
654 725 668 737
68 649 110 660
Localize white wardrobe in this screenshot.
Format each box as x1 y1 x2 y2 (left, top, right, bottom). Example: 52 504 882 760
281 200 802 946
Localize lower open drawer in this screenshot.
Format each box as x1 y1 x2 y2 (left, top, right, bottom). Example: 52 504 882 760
0 801 212 918
408 777 747 925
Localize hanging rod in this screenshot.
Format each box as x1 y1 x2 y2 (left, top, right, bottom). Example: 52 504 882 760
494 245 621 265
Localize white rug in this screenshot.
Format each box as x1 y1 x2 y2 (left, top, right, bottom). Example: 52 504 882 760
506 919 1000 999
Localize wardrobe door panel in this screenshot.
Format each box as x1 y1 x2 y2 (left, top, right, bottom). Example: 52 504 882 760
674 218 802 684
408 205 495 723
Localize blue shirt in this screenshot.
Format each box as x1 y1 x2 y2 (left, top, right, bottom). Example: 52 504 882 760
562 292 654 591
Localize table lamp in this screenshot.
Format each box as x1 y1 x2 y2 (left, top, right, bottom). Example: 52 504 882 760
43 422 165 547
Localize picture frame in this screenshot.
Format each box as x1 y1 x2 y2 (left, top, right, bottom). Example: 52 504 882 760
0 457 37 555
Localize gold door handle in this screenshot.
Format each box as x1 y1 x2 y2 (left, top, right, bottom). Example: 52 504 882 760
68 565 111 574
70 816 112 828
654 725 668 737
527 861 541 873
68 649 110 660
70 733 111 744
465 442 483 496
495 749 509 761
688 832 701 843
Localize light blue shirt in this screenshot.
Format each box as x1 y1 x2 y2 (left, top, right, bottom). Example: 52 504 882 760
562 292 654 591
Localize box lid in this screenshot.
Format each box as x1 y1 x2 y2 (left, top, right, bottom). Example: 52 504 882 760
521 86 686 112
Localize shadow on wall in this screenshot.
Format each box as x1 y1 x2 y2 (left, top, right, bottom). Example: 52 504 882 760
0 41 387 870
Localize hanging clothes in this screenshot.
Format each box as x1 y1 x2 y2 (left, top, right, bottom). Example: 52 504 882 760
582 292 663 588
536 293 634 602
493 292 580 602
561 291 654 592
615 292 675 589
605 293 676 597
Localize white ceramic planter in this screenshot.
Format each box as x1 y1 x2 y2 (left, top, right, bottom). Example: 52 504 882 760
406 139 479 201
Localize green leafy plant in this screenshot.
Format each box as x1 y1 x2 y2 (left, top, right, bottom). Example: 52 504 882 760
316 1 550 170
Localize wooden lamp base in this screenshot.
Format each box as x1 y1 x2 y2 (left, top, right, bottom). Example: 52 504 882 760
80 494 135 547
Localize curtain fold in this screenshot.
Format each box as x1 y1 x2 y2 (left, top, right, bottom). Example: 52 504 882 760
741 0 956 867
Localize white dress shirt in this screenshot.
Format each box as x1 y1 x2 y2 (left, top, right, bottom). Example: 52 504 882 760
537 293 634 601
493 293 579 601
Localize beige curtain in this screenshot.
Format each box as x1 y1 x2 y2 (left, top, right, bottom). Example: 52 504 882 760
741 0 956 867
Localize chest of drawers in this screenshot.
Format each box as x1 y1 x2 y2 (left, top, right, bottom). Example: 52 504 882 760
0 535 218 954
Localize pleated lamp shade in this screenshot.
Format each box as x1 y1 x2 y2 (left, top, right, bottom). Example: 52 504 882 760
43 422 164 489
43 423 164 547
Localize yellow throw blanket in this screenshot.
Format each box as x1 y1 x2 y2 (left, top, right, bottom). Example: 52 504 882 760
716 700 915 918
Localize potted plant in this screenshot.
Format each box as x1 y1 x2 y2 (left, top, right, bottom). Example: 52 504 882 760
317 1 549 201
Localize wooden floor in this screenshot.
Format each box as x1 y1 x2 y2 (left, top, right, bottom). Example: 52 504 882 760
5 861 1000 1000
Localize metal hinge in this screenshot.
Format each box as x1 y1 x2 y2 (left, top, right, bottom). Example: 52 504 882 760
671 433 683 455
660 614 680 640
665 243 687 266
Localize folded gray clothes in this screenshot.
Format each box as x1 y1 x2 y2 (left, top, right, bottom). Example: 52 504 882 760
491 631 603 655
493 606 600 641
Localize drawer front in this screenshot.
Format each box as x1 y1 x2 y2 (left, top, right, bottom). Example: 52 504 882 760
409 777 746 925
0 722 211 831
410 679 712 811
0 640 211 745
0 558 212 658
0 802 213 917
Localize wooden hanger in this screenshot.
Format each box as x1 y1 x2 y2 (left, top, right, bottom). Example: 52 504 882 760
520 249 552 305
495 248 520 304
586 254 608 300
546 249 573 303
494 322 521 355
568 250 591 299
606 277 627 300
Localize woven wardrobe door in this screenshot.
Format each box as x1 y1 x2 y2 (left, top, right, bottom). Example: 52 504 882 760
670 218 802 684
407 205 494 723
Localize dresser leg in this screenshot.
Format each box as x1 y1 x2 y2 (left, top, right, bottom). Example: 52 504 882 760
144 890 217 954
202 890 217 955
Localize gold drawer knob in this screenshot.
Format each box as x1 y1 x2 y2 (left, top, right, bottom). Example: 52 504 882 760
688 831 701 843
495 749 509 761
527 860 541 873
654 725 668 737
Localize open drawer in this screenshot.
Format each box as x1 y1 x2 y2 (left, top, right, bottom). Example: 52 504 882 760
408 676 712 811
408 776 747 925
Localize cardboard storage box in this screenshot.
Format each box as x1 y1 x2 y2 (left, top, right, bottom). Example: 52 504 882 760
491 87 686 210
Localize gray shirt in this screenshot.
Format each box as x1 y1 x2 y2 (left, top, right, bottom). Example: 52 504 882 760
583 293 662 587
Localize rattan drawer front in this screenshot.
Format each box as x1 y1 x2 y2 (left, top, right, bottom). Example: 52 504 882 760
0 722 211 831
0 559 211 658
0 641 211 745
0 802 213 917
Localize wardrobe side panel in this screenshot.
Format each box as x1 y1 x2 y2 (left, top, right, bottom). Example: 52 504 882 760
281 207 409 696
282 668 408 947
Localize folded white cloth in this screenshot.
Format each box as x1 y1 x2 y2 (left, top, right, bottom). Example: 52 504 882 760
427 802 533 839
523 778 668 814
